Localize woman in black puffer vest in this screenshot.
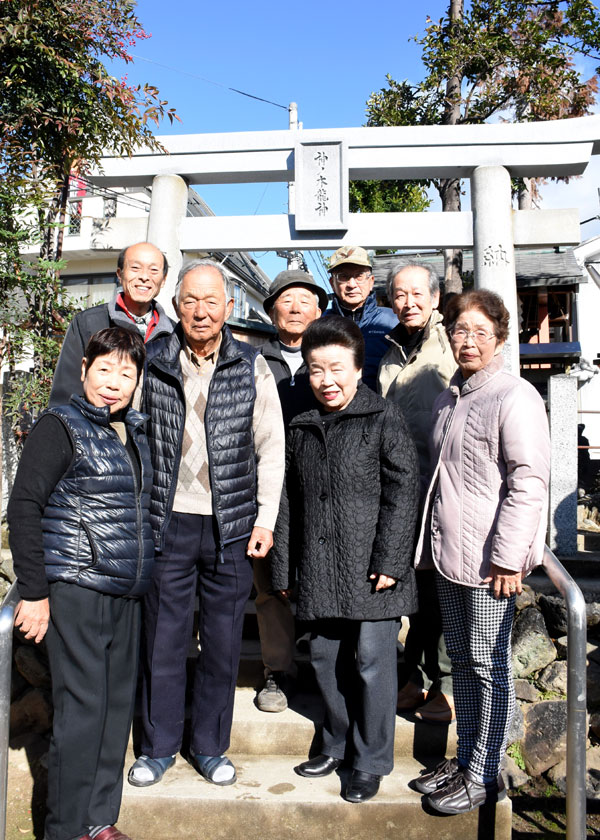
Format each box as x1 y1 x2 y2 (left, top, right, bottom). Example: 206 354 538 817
8 327 153 840
272 316 419 804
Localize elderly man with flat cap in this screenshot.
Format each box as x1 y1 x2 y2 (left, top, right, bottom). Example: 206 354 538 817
255 269 329 712
322 246 396 390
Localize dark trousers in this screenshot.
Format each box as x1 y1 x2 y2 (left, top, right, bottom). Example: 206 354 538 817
253 554 296 677
309 618 400 776
402 569 452 695
140 512 253 758
45 582 140 840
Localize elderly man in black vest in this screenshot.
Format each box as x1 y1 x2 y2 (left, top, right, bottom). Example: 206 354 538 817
128 259 285 788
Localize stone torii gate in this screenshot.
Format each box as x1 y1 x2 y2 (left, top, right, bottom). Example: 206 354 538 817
90 114 600 373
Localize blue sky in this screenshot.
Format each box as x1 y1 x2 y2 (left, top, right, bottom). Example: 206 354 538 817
109 0 600 284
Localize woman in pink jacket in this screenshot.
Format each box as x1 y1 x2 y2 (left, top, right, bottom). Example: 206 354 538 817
410 290 550 815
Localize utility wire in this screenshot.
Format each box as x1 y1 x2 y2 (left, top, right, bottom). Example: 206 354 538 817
72 177 158 214
129 54 288 111
252 183 270 216
308 249 329 285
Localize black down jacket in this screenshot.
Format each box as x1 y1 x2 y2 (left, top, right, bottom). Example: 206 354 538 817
271 383 420 621
41 396 155 597
143 323 259 553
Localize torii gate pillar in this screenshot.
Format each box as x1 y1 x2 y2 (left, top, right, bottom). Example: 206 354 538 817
146 173 189 315
471 165 519 373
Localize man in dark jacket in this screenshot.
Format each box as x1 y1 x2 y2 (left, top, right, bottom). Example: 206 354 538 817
255 269 328 713
128 259 285 788
322 246 396 390
49 241 174 406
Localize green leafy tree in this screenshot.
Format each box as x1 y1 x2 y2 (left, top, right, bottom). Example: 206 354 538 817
350 80 433 215
0 0 178 429
349 180 432 214
364 0 600 292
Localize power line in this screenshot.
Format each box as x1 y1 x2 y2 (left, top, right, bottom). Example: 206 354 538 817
252 183 270 216
129 54 288 112
308 249 329 286
72 177 152 212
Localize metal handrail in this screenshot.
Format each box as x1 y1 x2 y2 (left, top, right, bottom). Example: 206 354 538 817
0 581 19 840
541 545 587 840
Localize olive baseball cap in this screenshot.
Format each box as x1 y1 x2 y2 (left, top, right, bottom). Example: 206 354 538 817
328 246 372 272
263 269 330 314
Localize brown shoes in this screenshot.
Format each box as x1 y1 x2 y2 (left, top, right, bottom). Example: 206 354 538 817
396 681 427 711
80 828 132 840
414 692 455 725
397 683 455 723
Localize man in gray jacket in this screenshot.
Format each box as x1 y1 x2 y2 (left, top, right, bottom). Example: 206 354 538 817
378 261 456 724
49 241 174 406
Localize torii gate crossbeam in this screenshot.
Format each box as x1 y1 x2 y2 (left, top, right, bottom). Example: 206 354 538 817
89 114 600 373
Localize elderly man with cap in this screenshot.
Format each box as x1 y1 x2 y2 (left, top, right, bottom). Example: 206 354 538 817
49 241 174 407
378 260 457 724
322 246 396 390
255 269 329 712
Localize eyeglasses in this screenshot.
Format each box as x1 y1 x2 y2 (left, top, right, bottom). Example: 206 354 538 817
333 270 372 285
450 327 496 345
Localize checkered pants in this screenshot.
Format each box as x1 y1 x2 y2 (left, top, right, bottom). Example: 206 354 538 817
436 572 516 783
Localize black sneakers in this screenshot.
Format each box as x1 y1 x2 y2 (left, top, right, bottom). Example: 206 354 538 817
426 767 506 814
412 756 461 794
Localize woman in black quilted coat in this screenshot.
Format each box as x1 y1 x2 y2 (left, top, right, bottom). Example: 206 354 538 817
272 316 419 804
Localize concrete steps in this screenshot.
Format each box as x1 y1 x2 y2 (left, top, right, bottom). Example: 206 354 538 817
118 752 511 840
228 687 458 759
121 687 511 839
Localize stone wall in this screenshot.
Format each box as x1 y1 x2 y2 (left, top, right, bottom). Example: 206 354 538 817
504 583 600 798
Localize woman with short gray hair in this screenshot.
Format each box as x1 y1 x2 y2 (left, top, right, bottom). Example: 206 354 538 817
411 290 550 814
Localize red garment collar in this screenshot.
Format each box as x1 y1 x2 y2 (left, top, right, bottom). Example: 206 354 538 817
116 293 159 342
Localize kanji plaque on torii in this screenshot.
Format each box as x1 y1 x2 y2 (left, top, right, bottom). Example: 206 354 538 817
294 140 348 231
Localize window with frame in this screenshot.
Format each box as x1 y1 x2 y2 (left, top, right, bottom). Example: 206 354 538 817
233 283 246 320
61 274 117 308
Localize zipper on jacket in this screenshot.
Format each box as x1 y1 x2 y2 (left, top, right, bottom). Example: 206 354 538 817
207 349 258 566
419 388 460 568
205 370 225 564
148 359 185 551
80 520 98 566
313 420 341 613
118 430 144 585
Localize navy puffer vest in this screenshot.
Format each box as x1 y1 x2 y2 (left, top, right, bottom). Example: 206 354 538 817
143 324 259 553
41 396 155 597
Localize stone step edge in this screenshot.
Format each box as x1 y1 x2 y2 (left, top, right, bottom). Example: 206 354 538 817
119 753 512 840
121 751 502 806
131 686 458 758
